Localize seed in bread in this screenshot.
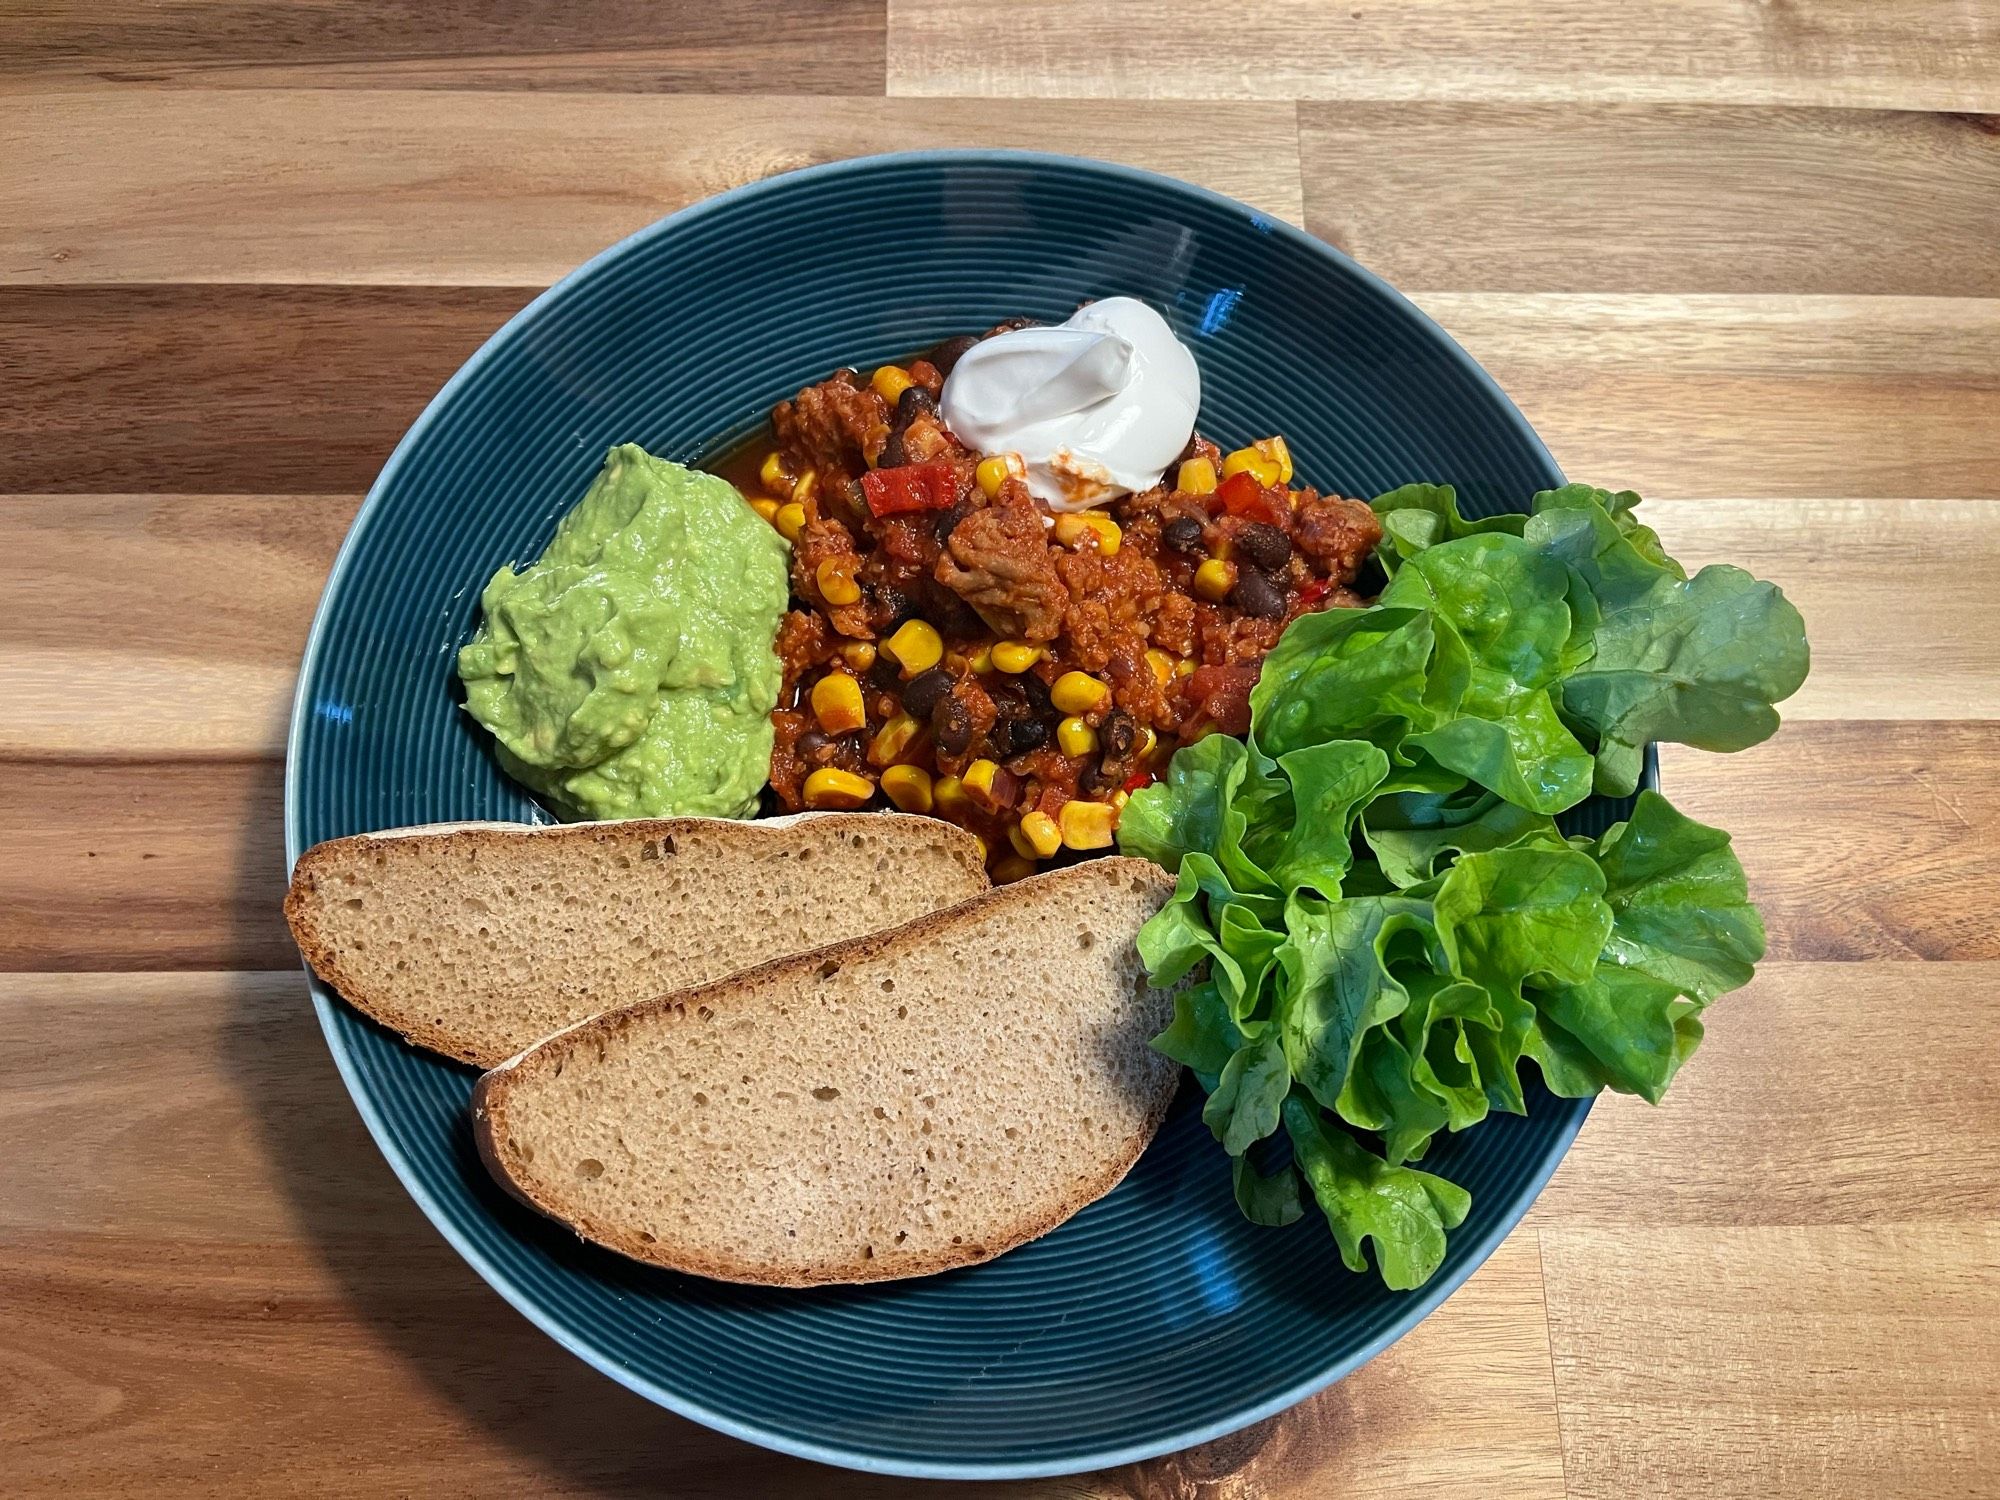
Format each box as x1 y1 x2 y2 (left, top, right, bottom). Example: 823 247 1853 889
284 813 989 1068
473 858 1182 1285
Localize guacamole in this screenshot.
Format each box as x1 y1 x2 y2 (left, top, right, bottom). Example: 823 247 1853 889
456 444 790 821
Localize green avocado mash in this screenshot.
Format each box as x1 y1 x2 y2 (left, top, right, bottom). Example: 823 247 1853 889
456 443 790 821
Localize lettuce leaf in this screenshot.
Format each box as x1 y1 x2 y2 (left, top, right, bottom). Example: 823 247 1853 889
1371 482 1528 575
1233 1153 1306 1226
1120 479 1806 1290
1203 1032 1290 1153
1593 790 1765 1003
1276 892 1435 1114
1363 788 1561 888
1379 534 1595 812
1528 491 1809 795
1248 606 1438 760
1284 1094 1471 1290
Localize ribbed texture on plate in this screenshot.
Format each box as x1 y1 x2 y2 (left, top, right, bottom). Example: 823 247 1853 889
287 153 1628 1478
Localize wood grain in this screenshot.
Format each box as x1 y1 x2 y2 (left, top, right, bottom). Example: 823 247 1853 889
3 89 1305 286
1300 104 2000 296
0 0 890 94
888 0 2000 110
0 969 1563 1499
0 285 530 494
0 495 358 758
1539 1225 2000 1500
10 288 1997 499
1414 292 2000 499
1662 723 2000 963
0 758 288 972
1648 498 2000 722
1529 963 2000 1227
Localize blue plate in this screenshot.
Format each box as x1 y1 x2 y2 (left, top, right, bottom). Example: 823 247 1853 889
287 151 1622 1479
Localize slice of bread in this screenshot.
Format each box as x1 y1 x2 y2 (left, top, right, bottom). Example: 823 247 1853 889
285 813 989 1069
472 857 1181 1286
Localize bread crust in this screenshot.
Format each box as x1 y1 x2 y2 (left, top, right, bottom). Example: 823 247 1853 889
472 858 1180 1286
283 813 990 1068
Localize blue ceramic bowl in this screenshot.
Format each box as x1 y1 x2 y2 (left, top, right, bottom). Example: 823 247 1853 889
287 152 1623 1479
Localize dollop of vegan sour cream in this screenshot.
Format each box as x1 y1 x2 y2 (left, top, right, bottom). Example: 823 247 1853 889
939 298 1200 512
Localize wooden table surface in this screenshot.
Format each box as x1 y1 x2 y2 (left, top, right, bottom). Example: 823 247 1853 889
6 4 1999 1496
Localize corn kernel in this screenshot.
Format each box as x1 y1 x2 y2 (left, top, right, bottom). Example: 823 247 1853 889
991 853 1038 884
970 833 989 861
991 640 1042 674
962 758 999 799
815 557 861 606
1056 715 1098 757
802 767 874 809
1059 799 1117 850
809 672 866 735
759 450 794 496
1174 656 1197 679
1007 822 1039 860
975 453 1024 499
880 764 934 814
1051 671 1110 715
1018 811 1064 859
1221 446 1281 487
871 365 914 405
868 712 923 768
934 774 970 816
1145 648 1175 686
791 470 819 507
967 643 995 673
1254 435 1294 485
1193 557 1238 602
1177 456 1218 494
773 502 807 543
838 641 877 671
749 497 780 523
884 619 943 675
1136 726 1159 761
1110 789 1131 812
1052 513 1122 557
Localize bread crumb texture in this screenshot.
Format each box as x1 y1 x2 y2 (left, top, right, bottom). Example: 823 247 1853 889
481 858 1179 1284
285 815 987 1067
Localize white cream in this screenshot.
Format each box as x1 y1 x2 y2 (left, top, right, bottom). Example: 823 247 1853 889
939 298 1200 512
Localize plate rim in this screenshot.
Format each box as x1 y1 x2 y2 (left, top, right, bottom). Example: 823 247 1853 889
284 147 1598 1479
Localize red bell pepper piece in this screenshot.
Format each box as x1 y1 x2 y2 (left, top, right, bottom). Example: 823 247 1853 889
1214 470 1288 527
861 461 956 518
1122 767 1157 794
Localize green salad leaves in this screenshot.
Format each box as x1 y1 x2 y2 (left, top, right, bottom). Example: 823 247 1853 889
1118 483 1807 1290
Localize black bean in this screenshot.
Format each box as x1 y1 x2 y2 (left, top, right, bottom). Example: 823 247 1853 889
1235 521 1293 572
1018 670 1054 717
1231 566 1288 619
900 667 952 720
997 714 1048 755
893 385 937 428
879 431 906 469
925 334 979 375
868 654 903 693
932 695 974 755
1162 515 1205 553
1100 710 1138 758
1076 760 1111 797
794 729 833 764
933 498 971 541
871 583 916 629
